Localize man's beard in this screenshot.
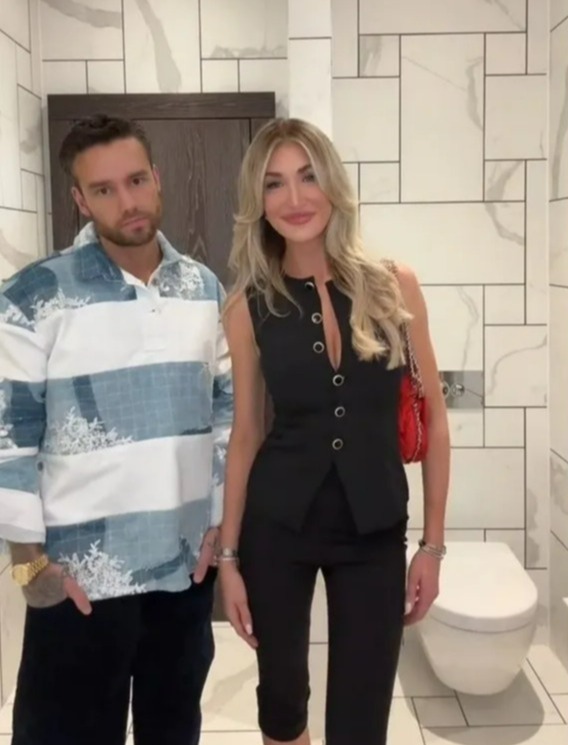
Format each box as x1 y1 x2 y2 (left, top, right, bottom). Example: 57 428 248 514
95 204 162 248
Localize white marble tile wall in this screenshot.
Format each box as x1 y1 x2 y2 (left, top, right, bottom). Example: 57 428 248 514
0 0 46 278
0 0 45 706
39 0 289 111
287 0 332 137
549 5 568 672
332 0 550 615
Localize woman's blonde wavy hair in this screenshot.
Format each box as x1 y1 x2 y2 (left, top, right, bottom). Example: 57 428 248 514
225 117 410 368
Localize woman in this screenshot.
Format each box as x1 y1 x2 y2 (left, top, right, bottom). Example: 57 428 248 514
218 118 450 745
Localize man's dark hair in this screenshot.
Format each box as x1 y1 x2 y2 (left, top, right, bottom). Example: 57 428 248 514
59 114 153 179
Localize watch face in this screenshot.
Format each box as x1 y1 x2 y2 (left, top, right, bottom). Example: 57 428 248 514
11 565 28 585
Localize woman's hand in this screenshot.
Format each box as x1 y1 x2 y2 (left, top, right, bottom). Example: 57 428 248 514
404 549 441 625
219 562 258 649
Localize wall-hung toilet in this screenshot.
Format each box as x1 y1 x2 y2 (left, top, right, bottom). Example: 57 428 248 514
409 541 538 696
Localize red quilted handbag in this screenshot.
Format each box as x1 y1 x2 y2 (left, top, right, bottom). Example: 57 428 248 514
383 259 428 463
398 320 428 463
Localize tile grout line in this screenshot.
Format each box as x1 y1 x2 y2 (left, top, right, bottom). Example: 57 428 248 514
197 0 203 92
523 406 528 567
550 14 568 34
120 0 126 92
525 0 529 74
524 160 528 325
454 690 470 727
526 656 567 721
408 697 428 744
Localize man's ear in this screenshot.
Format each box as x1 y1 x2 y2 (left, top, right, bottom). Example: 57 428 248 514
71 185 91 219
153 164 161 191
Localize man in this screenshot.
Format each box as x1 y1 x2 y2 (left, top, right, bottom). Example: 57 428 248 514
0 114 232 745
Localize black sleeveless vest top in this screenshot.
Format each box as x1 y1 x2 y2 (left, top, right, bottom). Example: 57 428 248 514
246 276 409 534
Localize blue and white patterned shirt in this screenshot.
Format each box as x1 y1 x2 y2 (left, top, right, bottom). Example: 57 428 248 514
0 223 233 600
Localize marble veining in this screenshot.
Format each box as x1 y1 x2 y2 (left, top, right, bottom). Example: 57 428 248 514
134 0 181 92
359 35 399 77
484 202 524 246
360 0 525 34
200 0 287 60
486 333 547 397
486 161 524 200
525 409 549 569
208 43 286 59
41 0 122 29
0 32 21 211
422 286 483 371
458 287 481 370
486 75 547 160
551 453 568 518
401 35 483 202
466 57 484 131
526 486 544 567
483 0 525 28
18 89 43 176
551 66 568 199
19 113 41 158
0 228 36 275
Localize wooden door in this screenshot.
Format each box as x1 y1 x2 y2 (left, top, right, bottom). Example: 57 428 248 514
47 93 274 619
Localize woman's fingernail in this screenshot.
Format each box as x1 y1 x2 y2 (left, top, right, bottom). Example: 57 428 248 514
245 624 253 635
405 601 413 615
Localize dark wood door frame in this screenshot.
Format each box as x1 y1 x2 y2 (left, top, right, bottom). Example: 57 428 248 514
47 92 275 122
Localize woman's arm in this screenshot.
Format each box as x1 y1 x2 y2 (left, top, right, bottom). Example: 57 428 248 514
218 293 266 552
396 264 450 548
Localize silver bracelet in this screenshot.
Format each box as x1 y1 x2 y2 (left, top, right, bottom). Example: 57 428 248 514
418 539 446 560
216 547 239 561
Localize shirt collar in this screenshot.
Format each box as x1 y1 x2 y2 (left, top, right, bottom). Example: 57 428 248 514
70 221 183 281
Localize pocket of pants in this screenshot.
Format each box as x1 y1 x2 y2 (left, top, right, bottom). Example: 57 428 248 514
26 597 74 615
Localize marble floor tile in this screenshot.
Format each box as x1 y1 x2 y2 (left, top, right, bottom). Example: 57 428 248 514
458 662 563 726
529 644 568 694
413 696 467 728
423 724 568 745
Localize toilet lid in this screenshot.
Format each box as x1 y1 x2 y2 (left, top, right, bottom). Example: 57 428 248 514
410 542 538 633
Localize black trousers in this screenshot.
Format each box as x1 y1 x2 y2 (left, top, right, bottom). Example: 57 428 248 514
240 468 407 745
12 568 216 745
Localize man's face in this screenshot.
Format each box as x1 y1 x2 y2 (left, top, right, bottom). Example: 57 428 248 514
71 137 162 247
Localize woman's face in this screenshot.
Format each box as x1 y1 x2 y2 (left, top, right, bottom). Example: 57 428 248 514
262 142 332 246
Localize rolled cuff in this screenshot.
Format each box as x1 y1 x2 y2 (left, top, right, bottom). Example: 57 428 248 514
209 482 224 528
0 488 46 545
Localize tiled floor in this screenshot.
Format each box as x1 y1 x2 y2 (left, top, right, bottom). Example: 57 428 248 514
1 623 568 744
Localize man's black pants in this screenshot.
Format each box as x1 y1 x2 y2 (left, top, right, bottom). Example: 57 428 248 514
12 569 216 745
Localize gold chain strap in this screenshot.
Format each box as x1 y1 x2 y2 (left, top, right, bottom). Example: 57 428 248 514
383 258 425 398
401 321 425 397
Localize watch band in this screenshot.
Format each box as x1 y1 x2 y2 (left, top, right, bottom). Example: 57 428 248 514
11 554 49 586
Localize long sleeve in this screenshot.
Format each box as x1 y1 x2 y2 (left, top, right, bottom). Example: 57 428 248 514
209 283 233 528
0 296 47 545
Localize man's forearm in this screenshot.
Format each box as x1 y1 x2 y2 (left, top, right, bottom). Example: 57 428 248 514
9 542 45 564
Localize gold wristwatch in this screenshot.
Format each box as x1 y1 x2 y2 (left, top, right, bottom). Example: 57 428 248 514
11 554 49 586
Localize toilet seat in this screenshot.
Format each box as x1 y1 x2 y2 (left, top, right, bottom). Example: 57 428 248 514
416 542 538 633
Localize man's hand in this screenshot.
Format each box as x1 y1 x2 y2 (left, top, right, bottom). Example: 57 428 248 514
23 562 92 615
193 528 219 584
